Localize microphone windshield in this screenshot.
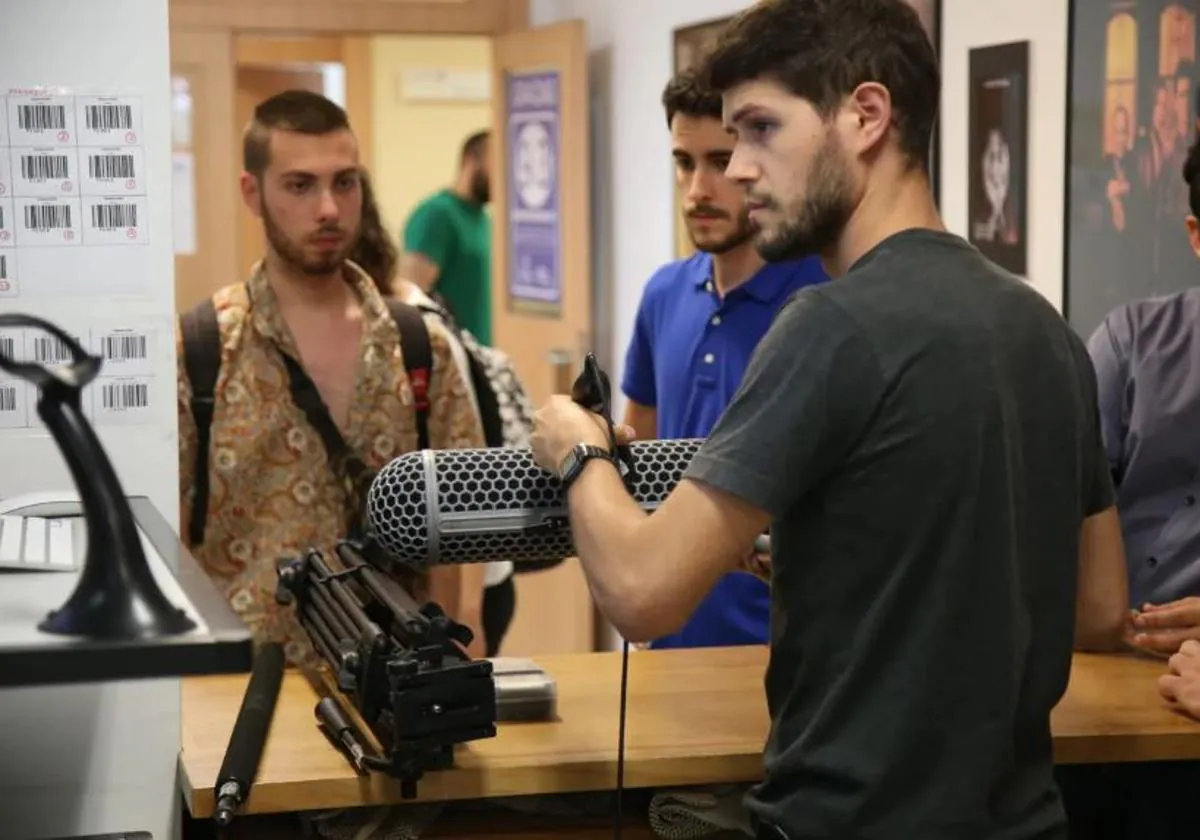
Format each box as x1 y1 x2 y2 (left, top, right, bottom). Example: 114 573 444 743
366 439 702 569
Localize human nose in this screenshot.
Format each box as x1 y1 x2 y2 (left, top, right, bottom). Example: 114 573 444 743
315 186 339 222
686 166 717 204
724 144 758 187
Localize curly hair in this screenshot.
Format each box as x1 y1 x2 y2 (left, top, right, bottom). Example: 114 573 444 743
350 169 398 296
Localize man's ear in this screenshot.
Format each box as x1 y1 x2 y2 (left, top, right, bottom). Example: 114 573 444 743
1187 215 1200 258
843 82 891 156
239 172 263 219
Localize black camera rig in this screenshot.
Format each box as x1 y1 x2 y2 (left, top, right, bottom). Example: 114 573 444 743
274 539 497 798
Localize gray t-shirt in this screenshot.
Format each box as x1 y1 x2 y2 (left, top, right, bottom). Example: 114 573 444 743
686 229 1113 839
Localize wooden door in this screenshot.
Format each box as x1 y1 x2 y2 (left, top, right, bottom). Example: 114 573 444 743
490 20 596 655
170 30 239 312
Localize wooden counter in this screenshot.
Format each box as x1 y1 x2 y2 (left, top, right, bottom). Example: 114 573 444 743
179 646 1200 819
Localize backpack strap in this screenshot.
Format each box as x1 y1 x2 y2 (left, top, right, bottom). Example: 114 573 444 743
386 299 432 451
179 297 221 547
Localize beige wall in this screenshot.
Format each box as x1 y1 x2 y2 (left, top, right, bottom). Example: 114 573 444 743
368 35 493 244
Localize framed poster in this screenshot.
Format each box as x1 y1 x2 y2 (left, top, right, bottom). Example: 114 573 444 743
1064 1 1198 338
668 3 942 259
505 69 562 316
968 41 1030 277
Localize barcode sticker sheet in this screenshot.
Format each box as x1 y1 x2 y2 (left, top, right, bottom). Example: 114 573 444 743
0 323 160 427
0 88 147 300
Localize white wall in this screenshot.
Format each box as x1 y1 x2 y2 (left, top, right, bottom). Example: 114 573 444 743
940 0 1069 311
0 1 182 837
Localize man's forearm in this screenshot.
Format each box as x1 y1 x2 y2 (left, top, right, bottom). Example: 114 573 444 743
565 459 658 639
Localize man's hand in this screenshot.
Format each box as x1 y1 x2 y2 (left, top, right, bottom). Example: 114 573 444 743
1128 597 1200 655
737 550 771 582
530 394 635 474
1158 639 1200 719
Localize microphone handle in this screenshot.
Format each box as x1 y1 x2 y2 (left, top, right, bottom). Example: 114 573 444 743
213 641 285 826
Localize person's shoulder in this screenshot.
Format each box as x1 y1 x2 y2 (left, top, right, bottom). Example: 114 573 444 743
642 252 710 301
1099 288 1200 351
767 255 830 290
405 190 452 224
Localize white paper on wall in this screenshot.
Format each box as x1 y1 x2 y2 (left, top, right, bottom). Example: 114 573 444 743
0 86 150 301
0 86 159 428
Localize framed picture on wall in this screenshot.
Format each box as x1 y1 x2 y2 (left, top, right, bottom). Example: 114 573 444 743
1064 1 1198 338
967 41 1030 277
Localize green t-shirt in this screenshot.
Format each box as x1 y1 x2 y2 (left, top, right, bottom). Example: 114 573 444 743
402 189 492 346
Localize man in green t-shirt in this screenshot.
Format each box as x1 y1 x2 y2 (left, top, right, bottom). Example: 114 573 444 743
400 130 493 346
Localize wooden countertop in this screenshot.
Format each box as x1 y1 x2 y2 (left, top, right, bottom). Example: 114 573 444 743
180 646 1200 818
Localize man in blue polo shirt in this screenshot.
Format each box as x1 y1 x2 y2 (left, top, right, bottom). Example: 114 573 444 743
620 68 828 650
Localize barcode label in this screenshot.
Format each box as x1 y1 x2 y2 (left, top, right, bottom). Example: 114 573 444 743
88 154 135 180
19 104 66 131
0 336 14 357
33 335 72 363
91 203 136 230
21 154 69 180
86 104 133 131
25 203 72 230
102 382 148 410
0 386 15 413
102 334 147 361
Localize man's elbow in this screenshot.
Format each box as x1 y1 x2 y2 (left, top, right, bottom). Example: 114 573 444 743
605 590 691 644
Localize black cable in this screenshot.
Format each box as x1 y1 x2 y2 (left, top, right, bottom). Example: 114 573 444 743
614 638 631 839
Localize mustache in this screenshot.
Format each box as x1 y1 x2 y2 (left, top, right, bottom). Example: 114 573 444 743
686 204 729 219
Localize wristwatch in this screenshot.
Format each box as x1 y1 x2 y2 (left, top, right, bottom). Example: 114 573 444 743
557 444 613 491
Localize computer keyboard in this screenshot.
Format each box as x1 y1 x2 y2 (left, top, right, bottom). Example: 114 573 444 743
0 515 82 571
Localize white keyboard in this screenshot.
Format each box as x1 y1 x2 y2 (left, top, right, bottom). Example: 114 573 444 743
0 515 82 571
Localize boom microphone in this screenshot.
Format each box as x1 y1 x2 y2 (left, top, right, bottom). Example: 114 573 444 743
365 439 703 569
213 641 285 827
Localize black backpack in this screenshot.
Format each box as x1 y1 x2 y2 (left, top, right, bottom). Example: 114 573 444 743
179 295 433 547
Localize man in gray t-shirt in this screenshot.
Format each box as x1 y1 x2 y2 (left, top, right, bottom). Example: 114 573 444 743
527 1 1130 838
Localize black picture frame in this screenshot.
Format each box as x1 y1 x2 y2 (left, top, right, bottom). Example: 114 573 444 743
1063 0 1199 337
967 40 1031 277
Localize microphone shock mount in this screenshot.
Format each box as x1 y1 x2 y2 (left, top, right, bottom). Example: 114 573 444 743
274 539 497 798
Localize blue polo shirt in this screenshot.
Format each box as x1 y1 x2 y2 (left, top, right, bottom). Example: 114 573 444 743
621 251 829 649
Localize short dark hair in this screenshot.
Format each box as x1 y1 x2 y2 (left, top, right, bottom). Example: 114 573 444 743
662 68 723 128
243 89 352 176
700 0 940 169
1183 134 1200 217
461 130 489 165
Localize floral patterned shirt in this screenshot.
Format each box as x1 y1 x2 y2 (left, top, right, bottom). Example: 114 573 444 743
176 262 484 661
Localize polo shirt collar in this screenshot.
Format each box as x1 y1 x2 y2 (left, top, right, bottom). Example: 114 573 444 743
691 252 796 304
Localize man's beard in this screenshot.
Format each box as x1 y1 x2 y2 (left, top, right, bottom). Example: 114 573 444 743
470 170 490 204
755 131 856 262
262 204 357 277
687 206 756 255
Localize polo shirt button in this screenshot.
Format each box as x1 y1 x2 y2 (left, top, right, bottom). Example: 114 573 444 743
711 315 722 326
705 281 713 293
704 353 715 364
1148 556 1158 567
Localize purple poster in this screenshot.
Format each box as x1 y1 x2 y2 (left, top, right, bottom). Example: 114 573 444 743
506 70 561 312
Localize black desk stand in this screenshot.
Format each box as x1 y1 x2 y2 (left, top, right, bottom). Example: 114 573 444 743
0 313 253 687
